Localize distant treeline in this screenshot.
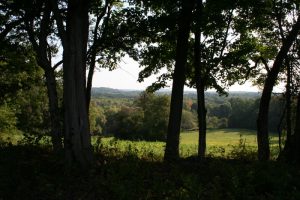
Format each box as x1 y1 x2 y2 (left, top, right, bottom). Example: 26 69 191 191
89 89 285 141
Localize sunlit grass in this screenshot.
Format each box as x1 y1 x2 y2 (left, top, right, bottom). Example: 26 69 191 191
181 128 278 146
93 129 280 160
1 128 280 160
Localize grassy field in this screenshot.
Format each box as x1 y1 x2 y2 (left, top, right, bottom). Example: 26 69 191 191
181 128 279 147
96 129 280 160
1 128 280 159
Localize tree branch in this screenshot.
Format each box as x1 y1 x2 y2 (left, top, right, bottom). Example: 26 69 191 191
53 60 63 70
219 9 233 61
0 18 23 41
253 56 270 74
274 0 285 42
87 0 111 59
24 20 39 53
49 0 67 47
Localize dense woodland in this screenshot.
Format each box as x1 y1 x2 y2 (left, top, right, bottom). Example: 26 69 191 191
1 0 300 199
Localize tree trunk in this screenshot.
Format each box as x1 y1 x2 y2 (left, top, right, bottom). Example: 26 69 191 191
279 59 293 160
36 57 63 152
194 0 206 160
45 68 63 152
286 58 292 142
164 0 195 162
257 14 300 161
197 84 206 159
86 57 95 113
25 1 63 152
63 0 93 167
294 93 300 162
86 4 110 112
278 58 294 161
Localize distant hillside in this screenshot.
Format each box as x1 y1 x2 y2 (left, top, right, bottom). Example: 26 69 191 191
91 87 261 99
91 87 142 98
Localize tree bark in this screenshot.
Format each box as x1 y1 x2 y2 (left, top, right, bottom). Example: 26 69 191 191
194 0 206 160
294 93 300 162
280 58 293 160
62 0 93 167
257 14 300 161
45 68 63 151
286 59 292 143
278 58 293 161
164 0 195 162
86 53 96 113
196 82 206 160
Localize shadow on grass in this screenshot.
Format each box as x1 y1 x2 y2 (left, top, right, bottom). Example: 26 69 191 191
0 144 300 200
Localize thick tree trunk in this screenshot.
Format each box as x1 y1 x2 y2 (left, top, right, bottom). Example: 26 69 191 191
63 0 93 167
194 0 206 160
257 15 300 161
164 0 195 162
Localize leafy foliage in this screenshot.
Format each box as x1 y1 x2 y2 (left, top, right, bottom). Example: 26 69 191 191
0 41 49 140
0 104 17 133
107 92 170 141
89 101 107 135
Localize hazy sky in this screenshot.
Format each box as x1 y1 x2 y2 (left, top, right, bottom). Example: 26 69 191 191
92 55 285 92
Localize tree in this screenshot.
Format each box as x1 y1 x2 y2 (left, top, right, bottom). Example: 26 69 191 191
137 92 170 141
0 0 63 151
109 92 170 141
193 0 206 160
89 101 106 135
257 11 300 161
164 0 195 162
134 0 256 160
111 106 144 140
294 93 300 162
181 109 197 130
0 41 50 140
191 0 253 159
50 0 93 166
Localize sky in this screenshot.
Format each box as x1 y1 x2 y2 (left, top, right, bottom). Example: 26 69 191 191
92 55 285 93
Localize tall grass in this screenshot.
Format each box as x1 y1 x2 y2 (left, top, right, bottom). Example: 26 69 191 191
93 129 280 160
1 128 280 159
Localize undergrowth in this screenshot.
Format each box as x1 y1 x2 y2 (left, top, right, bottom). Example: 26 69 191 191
0 138 299 200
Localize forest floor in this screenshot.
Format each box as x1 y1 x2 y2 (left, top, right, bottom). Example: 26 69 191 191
0 129 298 200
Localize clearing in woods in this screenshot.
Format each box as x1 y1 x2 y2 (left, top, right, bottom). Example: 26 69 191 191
97 129 280 160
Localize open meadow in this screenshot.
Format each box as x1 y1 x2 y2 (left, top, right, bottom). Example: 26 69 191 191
95 129 280 160
0 128 280 160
